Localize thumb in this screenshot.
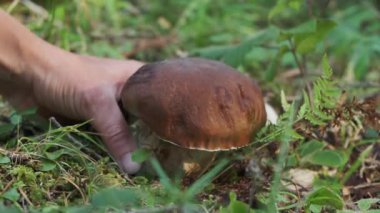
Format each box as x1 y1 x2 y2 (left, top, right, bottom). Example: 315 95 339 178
90 99 141 174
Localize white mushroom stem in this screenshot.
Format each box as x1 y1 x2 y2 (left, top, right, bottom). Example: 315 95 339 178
265 102 278 125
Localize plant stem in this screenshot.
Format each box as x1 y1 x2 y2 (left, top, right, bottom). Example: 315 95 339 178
268 106 296 212
288 39 314 107
341 145 373 185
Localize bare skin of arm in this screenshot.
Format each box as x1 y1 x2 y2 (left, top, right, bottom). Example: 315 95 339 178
0 10 143 174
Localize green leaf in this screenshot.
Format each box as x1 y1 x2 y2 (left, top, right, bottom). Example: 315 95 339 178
219 192 254 213
289 0 302 10
313 176 342 193
353 49 370 80
132 176 149 185
224 28 277 67
285 19 316 35
322 54 333 79
0 123 15 138
0 155 11 164
313 107 333 121
265 45 288 82
268 0 287 20
186 159 229 198
287 128 304 140
131 148 152 163
286 154 298 167
1 188 20 202
297 90 310 120
149 158 181 196
304 112 325 125
306 187 344 210
91 188 139 209
299 140 325 158
357 198 380 211
39 160 57 171
295 20 336 54
44 149 72 160
341 145 372 184
281 90 290 111
0 203 21 213
308 150 345 167
269 0 303 20
309 204 322 213
18 107 38 116
9 113 22 125
193 28 277 67
296 35 319 54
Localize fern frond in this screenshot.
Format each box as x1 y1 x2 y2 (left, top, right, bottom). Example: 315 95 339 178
297 54 341 125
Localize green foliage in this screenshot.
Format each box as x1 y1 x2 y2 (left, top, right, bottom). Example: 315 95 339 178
298 140 325 157
269 0 303 20
329 4 380 80
305 187 344 211
0 123 15 138
219 192 254 213
341 145 373 184
356 198 380 211
185 159 229 199
89 188 140 211
306 150 346 168
131 148 153 164
280 19 336 54
0 155 10 164
1 188 20 202
298 140 348 168
193 27 278 67
298 55 341 125
0 204 21 213
254 54 378 211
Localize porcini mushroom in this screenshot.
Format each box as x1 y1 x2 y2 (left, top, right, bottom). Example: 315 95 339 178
121 58 267 175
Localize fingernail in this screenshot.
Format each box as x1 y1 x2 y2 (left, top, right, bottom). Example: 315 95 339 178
120 153 141 174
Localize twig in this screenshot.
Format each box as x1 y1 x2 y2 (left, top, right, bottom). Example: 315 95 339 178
49 117 102 160
0 147 34 164
0 179 15 194
348 182 380 190
122 173 136 186
18 187 33 206
62 176 88 204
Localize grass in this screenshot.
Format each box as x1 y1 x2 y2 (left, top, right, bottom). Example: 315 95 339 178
1 0 380 212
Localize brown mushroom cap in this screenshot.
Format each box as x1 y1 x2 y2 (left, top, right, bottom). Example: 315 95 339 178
121 58 266 151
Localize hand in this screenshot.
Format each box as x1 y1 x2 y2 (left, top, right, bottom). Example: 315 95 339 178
2 51 144 174
0 10 144 174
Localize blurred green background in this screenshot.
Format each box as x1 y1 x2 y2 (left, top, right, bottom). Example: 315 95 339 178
3 0 379 88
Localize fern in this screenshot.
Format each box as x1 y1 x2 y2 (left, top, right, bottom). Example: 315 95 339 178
255 101 303 144
256 54 340 144
299 54 341 125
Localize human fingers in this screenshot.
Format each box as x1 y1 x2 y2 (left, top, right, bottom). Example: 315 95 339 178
89 94 141 174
